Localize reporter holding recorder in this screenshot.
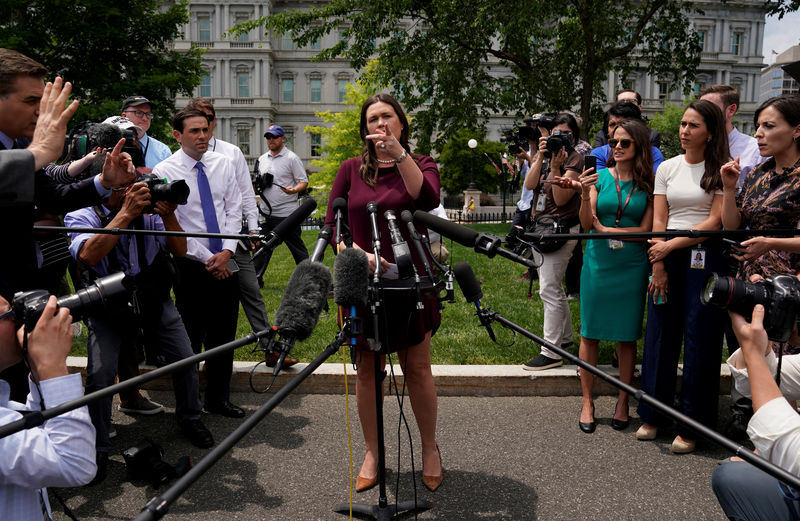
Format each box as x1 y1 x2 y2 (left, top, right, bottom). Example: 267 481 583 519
323 93 443 492
553 119 654 432
521 113 583 370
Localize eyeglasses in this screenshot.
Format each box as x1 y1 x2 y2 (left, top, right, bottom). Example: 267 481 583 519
608 138 633 149
266 135 282 140
124 109 154 120
0 309 13 321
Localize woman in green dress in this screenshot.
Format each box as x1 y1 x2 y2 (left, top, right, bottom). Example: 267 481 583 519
555 119 654 433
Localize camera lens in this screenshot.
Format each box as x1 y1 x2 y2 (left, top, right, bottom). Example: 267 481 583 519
56 272 131 323
701 273 770 319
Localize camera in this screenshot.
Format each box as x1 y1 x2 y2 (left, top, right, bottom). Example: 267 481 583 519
528 114 557 133
252 171 274 193
138 173 190 207
11 272 131 330
500 129 527 155
123 438 192 488
65 121 145 170
701 273 800 342
544 129 574 158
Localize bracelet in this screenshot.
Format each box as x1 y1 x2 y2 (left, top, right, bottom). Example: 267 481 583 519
396 149 408 163
375 149 409 165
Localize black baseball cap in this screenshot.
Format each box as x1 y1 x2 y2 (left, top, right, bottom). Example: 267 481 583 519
121 96 155 112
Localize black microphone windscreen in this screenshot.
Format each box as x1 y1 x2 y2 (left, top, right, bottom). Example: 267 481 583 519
413 210 477 247
400 210 414 224
274 260 331 341
332 197 348 215
454 261 483 303
334 248 369 307
366 201 378 214
87 123 123 150
272 198 317 239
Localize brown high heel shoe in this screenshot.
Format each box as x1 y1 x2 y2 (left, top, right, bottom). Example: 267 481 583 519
422 445 443 492
355 473 377 493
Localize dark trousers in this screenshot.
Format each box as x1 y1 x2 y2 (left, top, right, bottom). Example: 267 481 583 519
253 215 309 279
174 258 239 407
638 242 726 437
713 462 800 521
86 295 201 453
565 240 583 295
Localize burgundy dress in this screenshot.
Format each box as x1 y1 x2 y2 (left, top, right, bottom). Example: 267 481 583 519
324 155 442 352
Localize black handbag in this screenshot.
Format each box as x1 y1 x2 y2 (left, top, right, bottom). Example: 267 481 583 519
527 214 570 253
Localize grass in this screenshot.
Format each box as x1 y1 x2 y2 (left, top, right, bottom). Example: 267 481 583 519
70 223 647 366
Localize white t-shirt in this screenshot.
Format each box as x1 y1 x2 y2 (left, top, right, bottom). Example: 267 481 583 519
654 155 722 230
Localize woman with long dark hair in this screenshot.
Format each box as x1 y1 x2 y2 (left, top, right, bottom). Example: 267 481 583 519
323 93 443 492
555 119 654 433
637 99 729 453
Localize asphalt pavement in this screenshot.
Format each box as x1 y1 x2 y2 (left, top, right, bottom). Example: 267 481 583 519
50 384 737 521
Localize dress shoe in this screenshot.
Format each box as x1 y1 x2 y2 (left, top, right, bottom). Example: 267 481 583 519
671 436 696 454
355 473 378 493
636 423 658 440
422 445 443 492
611 400 630 431
179 419 214 448
265 350 299 370
579 402 596 434
204 400 246 418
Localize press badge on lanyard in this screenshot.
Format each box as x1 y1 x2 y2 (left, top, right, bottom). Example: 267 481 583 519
608 170 632 251
690 248 706 269
535 192 547 212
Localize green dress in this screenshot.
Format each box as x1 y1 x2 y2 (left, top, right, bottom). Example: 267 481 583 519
580 168 649 341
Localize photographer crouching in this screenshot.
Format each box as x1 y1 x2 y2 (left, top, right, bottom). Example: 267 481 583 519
64 172 213 485
706 273 800 520
0 295 97 519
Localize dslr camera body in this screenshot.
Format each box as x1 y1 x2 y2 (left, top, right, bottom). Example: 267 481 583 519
544 129 574 158
702 273 800 342
137 173 190 209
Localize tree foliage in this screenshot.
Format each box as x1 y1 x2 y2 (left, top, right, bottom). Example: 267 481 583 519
438 130 508 194
239 0 703 151
0 0 205 143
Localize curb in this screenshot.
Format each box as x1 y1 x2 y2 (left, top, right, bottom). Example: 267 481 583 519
67 357 732 397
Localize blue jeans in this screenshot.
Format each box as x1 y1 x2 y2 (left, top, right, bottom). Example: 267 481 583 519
713 461 800 521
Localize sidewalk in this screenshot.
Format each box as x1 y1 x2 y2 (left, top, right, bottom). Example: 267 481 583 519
66 357 732 396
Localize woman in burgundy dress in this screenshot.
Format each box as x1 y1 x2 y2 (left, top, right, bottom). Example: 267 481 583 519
324 94 443 492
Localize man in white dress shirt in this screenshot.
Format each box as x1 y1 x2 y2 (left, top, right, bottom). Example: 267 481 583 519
152 108 245 418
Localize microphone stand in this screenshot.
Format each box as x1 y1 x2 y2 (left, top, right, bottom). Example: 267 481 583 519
471 305 800 492
136 320 359 521
342 205 431 520
0 329 273 439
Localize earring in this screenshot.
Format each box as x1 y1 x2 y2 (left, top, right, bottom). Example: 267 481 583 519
707 136 712 143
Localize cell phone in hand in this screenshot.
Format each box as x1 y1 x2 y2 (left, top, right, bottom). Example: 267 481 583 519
584 155 597 172
227 258 240 273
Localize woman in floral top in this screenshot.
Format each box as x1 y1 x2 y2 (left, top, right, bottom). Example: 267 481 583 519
721 94 800 279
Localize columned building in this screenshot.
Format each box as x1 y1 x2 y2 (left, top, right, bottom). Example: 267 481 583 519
172 0 766 165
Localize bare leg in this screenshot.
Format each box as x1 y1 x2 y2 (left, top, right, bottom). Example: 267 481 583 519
355 350 385 479
579 337 599 423
615 341 637 421
398 333 441 477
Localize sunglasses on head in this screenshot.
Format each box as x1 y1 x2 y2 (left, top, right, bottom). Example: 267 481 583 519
608 138 633 149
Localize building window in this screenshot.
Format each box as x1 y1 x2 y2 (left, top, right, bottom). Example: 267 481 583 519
284 130 295 150
338 29 348 42
282 32 293 50
731 33 742 55
311 133 322 157
773 70 783 78
282 78 294 102
198 17 212 42
773 80 782 88
237 128 250 155
310 78 322 103
237 73 250 98
310 38 321 51
337 79 348 103
697 31 705 51
200 73 211 97
235 16 249 42
657 81 670 100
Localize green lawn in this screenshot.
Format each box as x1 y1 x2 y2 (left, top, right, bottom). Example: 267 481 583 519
70 224 648 365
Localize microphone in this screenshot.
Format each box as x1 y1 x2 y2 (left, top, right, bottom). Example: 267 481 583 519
366 201 382 275
309 225 333 263
400 210 435 280
453 261 496 342
331 196 349 245
270 260 331 375
412 210 538 269
253 198 317 257
384 210 414 279
334 248 369 343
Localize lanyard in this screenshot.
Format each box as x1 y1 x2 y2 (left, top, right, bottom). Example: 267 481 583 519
612 168 634 226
